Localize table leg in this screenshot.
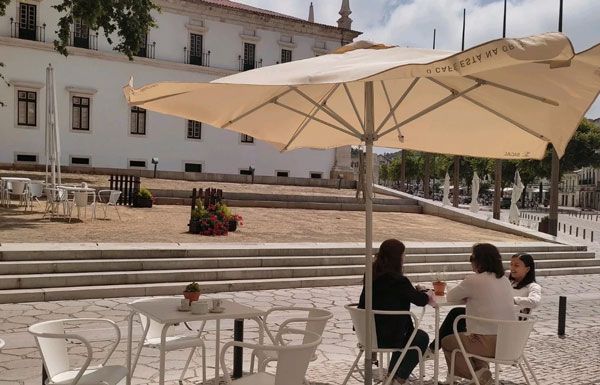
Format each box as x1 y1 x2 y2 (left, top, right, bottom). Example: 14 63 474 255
233 319 244 379
160 324 170 385
215 319 221 385
126 312 133 385
434 306 440 385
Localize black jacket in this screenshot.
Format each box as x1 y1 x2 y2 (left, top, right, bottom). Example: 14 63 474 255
358 272 428 346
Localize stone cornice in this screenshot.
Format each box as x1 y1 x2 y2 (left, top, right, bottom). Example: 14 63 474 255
0 36 236 78
157 0 361 43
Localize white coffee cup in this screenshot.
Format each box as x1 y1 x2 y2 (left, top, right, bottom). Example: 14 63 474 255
211 298 222 310
180 299 190 310
191 300 209 315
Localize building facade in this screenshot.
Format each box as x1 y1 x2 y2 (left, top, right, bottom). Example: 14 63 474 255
0 0 360 178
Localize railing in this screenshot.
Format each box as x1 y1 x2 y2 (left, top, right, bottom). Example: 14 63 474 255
238 56 262 71
136 41 156 59
69 31 98 50
108 175 140 206
184 48 210 67
10 18 45 42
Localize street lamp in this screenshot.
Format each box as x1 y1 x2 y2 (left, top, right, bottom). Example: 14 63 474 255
151 157 159 178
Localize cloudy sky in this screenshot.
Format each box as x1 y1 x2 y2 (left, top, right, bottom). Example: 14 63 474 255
243 0 600 118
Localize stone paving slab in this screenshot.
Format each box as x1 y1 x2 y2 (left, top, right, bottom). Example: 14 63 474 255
1 275 600 385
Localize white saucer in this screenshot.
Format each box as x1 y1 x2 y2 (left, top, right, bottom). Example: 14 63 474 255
209 306 225 313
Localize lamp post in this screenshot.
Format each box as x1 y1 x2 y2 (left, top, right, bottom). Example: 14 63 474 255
151 157 159 178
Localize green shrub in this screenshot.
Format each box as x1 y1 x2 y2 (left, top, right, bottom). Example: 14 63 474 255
137 187 153 199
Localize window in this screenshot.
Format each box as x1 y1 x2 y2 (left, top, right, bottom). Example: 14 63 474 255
240 134 254 143
185 163 203 173
73 19 89 49
240 169 253 176
71 156 90 165
281 49 292 63
15 153 37 163
130 106 146 135
276 171 289 177
243 42 256 71
187 120 201 139
72 96 90 130
189 33 203 65
310 172 323 179
17 90 36 126
18 3 36 41
129 160 147 168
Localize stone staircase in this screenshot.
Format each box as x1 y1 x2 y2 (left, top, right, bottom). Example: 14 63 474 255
151 190 422 213
0 242 598 303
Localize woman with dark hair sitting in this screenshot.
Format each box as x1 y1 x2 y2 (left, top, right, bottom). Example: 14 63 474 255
358 239 430 385
509 253 542 316
440 243 515 385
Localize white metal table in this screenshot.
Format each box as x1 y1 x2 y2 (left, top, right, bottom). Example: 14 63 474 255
126 297 266 385
431 295 463 385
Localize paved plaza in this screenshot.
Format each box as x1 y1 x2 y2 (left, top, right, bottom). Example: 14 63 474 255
1 274 599 385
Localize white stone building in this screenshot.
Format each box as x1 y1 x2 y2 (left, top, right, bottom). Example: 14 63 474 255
0 0 360 179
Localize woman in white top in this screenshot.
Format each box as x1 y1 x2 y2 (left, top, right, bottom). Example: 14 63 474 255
441 243 516 385
509 253 542 316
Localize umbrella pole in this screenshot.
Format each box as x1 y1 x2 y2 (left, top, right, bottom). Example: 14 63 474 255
364 81 375 385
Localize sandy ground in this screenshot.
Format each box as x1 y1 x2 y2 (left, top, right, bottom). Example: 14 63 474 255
0 203 530 243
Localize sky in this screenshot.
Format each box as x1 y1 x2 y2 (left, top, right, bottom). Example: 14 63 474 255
242 0 600 119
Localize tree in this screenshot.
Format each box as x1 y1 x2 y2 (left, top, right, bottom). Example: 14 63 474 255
388 156 402 187
379 163 389 185
0 0 158 59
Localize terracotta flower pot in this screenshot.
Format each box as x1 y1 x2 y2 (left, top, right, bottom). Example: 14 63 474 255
183 291 200 304
432 281 447 296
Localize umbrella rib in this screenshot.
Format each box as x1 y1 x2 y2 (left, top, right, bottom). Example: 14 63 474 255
222 87 294 128
281 84 340 151
380 81 404 142
273 100 361 139
375 78 420 135
466 75 559 106
342 83 365 131
430 78 551 142
290 86 364 138
378 82 483 138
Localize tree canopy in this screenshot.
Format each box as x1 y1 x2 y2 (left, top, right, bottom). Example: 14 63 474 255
0 0 158 59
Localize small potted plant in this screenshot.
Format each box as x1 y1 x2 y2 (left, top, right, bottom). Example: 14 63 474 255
183 282 201 303
215 202 243 232
432 269 447 296
189 202 209 234
134 187 153 208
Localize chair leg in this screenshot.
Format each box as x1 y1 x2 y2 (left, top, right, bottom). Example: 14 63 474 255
180 346 196 384
495 363 500 385
201 344 206 385
115 205 122 220
342 350 363 385
522 355 540 385
449 350 457 385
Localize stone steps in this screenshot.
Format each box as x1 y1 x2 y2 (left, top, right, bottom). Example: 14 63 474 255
0 242 595 303
152 191 423 212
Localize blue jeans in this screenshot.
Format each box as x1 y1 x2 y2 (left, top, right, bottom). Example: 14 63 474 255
381 329 429 380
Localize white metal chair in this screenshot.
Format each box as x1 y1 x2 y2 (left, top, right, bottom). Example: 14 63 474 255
28 318 127 385
342 304 426 385
448 315 540 385
9 180 29 208
68 191 96 222
44 187 69 218
251 306 332 373
220 328 322 385
97 190 122 220
27 181 44 210
0 180 9 207
130 298 207 385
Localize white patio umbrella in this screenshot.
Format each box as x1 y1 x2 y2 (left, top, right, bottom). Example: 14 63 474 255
45 64 62 188
124 33 600 384
509 170 525 224
442 172 451 206
470 171 481 213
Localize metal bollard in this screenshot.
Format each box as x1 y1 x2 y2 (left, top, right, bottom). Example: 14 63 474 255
558 296 567 338
583 229 586 239
569 225 572 235
576 227 579 237
592 231 594 242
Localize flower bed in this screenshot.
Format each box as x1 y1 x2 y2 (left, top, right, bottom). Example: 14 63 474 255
189 201 243 236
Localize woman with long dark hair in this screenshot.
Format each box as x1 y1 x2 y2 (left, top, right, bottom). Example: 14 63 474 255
509 253 541 315
440 243 515 385
358 239 430 385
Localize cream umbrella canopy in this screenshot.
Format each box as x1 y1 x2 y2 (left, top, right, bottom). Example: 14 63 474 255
125 33 600 385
